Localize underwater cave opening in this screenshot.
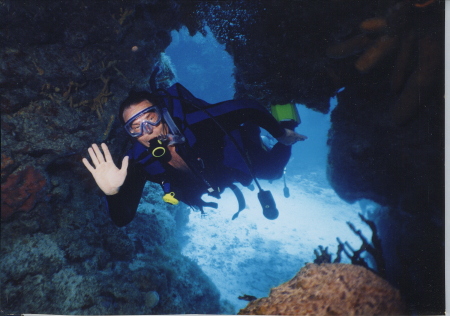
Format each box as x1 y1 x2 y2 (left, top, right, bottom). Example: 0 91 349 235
152 26 375 313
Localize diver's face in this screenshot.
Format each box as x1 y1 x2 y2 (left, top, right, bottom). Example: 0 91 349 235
123 100 166 148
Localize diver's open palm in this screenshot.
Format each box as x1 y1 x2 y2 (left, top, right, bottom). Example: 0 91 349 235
277 129 308 146
82 143 129 195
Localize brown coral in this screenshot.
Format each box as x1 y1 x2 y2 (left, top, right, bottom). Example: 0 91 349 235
1 166 47 220
238 263 405 315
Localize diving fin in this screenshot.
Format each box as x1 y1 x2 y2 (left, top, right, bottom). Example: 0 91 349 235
230 184 246 220
258 190 279 220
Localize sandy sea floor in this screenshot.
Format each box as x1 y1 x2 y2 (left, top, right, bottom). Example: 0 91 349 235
175 173 372 312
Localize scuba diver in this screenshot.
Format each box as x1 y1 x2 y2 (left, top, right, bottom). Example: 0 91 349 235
82 82 307 226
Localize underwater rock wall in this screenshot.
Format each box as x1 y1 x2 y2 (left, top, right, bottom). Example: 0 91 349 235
1 181 222 314
1 0 222 314
191 0 443 216
326 2 445 313
189 0 445 314
193 0 381 113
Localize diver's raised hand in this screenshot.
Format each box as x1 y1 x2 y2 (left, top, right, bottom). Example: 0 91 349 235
276 129 308 146
82 143 129 195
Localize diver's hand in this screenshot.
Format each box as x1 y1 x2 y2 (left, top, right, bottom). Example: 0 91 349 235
276 129 308 146
82 143 129 195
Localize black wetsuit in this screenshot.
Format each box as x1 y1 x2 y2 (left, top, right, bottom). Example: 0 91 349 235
106 83 291 226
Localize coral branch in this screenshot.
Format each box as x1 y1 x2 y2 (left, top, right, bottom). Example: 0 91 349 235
91 75 112 121
117 8 134 25
358 213 386 276
101 115 115 142
313 245 332 264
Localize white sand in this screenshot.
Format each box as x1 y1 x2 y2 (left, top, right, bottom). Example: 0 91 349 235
178 173 372 312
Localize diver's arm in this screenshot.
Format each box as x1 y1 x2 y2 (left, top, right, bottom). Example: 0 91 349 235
276 129 308 145
82 143 143 226
82 143 129 195
105 160 147 227
187 99 286 138
205 101 308 145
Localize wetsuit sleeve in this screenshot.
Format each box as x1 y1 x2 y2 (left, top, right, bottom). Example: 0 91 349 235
186 99 286 138
105 160 147 227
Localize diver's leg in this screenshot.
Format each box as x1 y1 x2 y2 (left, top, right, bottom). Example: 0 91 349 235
240 122 292 180
253 143 291 180
255 119 299 179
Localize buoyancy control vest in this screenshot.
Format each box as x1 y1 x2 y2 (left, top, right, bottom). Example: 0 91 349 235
130 81 279 219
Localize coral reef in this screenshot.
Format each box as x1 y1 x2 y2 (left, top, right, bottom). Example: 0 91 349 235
1 182 222 314
342 214 386 277
359 200 445 315
0 1 222 313
326 0 443 126
314 213 386 277
238 263 405 315
0 0 444 314
193 1 444 312
1 233 66 281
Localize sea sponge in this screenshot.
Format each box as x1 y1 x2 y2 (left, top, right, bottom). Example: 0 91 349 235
1 165 47 220
238 263 405 315
360 17 387 33
355 35 398 73
145 291 160 309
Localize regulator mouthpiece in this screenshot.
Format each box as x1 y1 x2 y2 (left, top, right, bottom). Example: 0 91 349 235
149 138 166 157
162 108 185 145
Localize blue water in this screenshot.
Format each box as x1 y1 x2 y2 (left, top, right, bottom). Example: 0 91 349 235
163 27 370 313
165 26 235 103
166 27 333 180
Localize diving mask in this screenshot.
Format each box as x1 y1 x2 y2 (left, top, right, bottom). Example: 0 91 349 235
124 106 162 137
